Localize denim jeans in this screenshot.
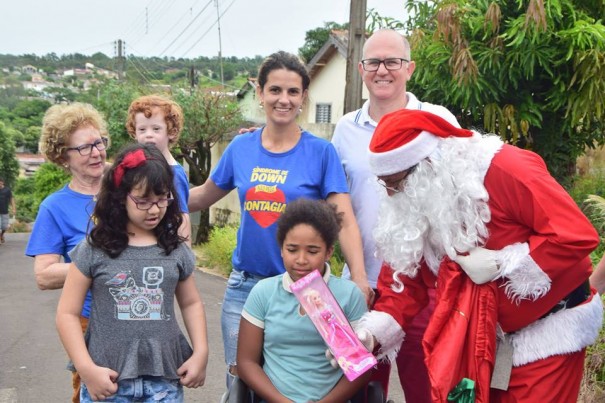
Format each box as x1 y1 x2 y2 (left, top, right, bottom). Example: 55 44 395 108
80 376 183 402
221 269 265 388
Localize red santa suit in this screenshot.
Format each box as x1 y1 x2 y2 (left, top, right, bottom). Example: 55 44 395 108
359 109 603 402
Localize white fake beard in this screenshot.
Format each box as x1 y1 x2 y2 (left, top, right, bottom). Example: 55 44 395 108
373 137 493 291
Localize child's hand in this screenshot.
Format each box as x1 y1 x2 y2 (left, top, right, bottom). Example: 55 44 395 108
177 352 208 388
78 363 119 401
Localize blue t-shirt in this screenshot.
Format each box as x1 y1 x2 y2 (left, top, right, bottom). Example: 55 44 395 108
242 272 367 402
210 128 349 277
172 163 189 214
25 184 93 317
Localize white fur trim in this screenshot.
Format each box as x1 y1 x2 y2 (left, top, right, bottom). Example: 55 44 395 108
357 310 405 362
510 293 603 366
474 134 503 181
369 131 440 176
495 243 551 303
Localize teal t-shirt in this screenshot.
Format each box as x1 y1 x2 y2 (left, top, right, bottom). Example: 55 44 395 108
242 272 367 402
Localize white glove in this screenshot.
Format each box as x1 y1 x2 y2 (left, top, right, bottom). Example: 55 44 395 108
453 247 500 284
356 328 375 352
325 328 376 368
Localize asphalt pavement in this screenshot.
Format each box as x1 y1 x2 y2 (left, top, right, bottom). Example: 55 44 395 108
0 233 403 403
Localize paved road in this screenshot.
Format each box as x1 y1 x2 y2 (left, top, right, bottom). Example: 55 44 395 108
0 233 403 402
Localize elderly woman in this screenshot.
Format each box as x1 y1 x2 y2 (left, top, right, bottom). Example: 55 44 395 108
25 102 109 403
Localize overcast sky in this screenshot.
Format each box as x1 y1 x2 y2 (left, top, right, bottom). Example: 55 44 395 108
1 0 407 59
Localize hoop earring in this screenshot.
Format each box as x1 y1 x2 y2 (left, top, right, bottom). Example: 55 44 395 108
324 261 331 274
259 101 264 109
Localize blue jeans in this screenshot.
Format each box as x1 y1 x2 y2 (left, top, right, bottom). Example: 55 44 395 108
221 269 265 388
80 376 183 402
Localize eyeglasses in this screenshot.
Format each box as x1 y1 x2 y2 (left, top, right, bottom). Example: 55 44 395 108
361 58 409 72
66 137 108 156
376 165 418 193
128 194 174 210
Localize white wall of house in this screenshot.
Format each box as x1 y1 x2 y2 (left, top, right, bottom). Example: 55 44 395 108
302 54 369 140
306 55 347 128
239 89 266 125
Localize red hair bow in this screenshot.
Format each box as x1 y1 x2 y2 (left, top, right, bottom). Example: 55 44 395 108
113 149 147 187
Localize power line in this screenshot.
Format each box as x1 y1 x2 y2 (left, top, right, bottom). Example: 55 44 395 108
128 45 174 71
146 4 193 55
160 10 215 57
123 0 175 53
180 0 237 58
126 56 152 84
159 0 214 57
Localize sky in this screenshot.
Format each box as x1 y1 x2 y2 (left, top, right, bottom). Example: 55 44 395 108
1 0 407 59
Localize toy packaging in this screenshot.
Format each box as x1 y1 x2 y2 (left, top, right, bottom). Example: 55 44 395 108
290 270 377 381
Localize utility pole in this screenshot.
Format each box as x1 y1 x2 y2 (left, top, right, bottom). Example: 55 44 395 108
189 65 196 95
344 0 367 114
215 0 225 89
115 39 126 80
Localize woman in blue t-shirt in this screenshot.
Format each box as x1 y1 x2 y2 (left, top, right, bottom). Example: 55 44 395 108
25 103 109 403
187 51 371 390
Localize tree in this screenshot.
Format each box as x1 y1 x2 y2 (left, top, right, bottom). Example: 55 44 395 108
403 0 605 180
0 122 20 187
23 126 42 154
45 86 77 103
173 90 243 244
90 80 142 157
12 99 51 121
14 162 70 222
298 21 349 62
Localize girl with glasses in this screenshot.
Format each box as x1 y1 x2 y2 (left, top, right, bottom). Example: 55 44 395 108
57 144 209 402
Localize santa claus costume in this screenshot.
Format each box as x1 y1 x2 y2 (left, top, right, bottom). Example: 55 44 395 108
358 109 603 402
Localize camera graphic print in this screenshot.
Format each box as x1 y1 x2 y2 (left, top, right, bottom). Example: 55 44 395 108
107 267 165 320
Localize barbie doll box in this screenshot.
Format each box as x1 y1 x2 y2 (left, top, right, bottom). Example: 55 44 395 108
290 269 377 381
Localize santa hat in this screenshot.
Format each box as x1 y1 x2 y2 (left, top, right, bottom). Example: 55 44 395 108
369 109 473 176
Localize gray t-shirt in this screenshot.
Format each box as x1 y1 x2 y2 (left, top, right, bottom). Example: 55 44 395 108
69 240 196 381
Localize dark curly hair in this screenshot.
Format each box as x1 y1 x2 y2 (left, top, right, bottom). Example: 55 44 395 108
89 143 184 258
276 198 343 249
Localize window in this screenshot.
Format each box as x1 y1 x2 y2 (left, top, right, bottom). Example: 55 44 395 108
316 103 332 123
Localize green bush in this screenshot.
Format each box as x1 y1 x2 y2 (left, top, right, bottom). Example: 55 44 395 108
580 295 605 402
569 172 605 401
14 163 70 223
569 171 605 207
329 242 344 277
195 225 238 277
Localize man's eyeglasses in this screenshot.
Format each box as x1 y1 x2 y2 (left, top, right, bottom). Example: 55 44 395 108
128 194 174 210
376 165 418 193
361 58 409 72
66 137 109 156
